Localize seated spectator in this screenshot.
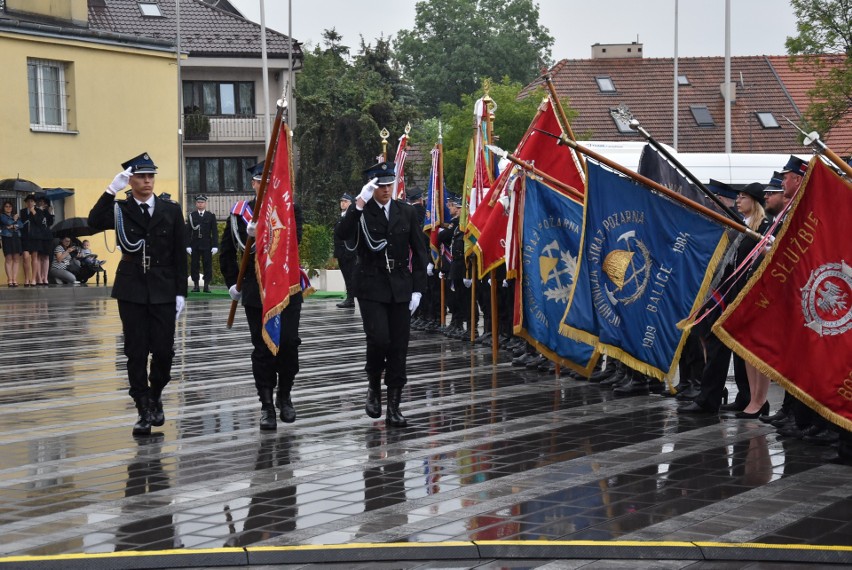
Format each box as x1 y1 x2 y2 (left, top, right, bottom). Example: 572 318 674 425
48 237 79 284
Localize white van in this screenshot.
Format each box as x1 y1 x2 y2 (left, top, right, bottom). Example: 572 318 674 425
581 140 810 185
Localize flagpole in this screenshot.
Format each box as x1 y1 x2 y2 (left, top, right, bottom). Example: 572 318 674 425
483 94 499 360
488 146 583 201
629 119 742 222
782 117 852 178
226 95 288 329
437 125 447 327
557 135 759 239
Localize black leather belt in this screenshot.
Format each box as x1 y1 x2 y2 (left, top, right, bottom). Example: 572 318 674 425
121 253 164 270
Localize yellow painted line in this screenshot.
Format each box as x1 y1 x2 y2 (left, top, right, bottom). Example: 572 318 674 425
2 540 851 564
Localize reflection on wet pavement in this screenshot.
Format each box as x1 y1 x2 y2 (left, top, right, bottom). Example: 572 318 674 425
0 292 850 558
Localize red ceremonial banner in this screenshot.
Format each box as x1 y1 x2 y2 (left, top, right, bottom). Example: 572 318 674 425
255 125 302 354
713 159 852 430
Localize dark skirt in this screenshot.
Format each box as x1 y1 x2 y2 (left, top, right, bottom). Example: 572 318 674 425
1 235 23 255
31 239 54 256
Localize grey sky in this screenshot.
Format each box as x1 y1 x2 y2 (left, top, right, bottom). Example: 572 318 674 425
227 0 799 60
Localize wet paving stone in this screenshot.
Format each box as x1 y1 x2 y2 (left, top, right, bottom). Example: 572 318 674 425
0 290 850 561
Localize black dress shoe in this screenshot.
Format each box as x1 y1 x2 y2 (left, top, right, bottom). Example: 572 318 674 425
719 401 747 412
735 402 769 419
612 377 649 396
761 410 788 424
150 398 165 427
278 396 296 423
259 404 277 430
678 401 716 414
336 298 355 308
803 428 839 445
777 424 805 438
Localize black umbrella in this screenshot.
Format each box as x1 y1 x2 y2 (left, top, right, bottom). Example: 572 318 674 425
52 217 101 238
0 177 42 194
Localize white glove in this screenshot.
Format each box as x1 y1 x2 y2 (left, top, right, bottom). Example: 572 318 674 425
246 221 257 238
106 168 133 195
211 247 218 255
502 279 508 288
463 278 472 288
438 272 444 279
186 247 192 254
409 292 422 315
356 178 379 209
228 284 242 301
426 263 434 277
175 295 186 319
487 278 492 286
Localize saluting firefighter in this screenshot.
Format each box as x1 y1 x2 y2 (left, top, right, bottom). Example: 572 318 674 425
88 152 188 436
186 194 219 292
219 161 304 431
334 161 428 428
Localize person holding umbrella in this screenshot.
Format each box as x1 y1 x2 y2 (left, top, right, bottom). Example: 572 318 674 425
1 200 23 286
18 194 38 286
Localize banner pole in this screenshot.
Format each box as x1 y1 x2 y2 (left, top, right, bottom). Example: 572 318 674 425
226 98 287 329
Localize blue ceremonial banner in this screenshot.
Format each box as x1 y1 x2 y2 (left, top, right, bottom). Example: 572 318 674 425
516 176 597 375
560 162 729 380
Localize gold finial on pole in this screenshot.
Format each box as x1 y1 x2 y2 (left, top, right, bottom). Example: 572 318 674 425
380 127 390 161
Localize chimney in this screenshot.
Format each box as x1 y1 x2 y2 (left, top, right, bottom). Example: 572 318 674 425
591 42 644 59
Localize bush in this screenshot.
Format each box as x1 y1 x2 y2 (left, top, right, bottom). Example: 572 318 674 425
299 223 333 276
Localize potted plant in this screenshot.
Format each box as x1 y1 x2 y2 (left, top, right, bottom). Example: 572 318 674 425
184 112 210 141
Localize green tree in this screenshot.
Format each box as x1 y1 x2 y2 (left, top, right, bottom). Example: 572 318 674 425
785 0 852 136
394 0 553 115
295 30 420 227
427 79 572 194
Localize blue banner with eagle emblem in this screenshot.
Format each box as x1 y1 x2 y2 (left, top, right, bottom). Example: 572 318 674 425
559 162 729 380
515 176 598 375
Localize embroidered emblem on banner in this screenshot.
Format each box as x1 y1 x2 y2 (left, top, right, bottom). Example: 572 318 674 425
801 260 852 337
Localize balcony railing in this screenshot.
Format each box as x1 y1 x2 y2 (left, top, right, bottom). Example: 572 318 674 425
182 114 269 143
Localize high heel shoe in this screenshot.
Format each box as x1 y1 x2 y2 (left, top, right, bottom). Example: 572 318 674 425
735 402 769 419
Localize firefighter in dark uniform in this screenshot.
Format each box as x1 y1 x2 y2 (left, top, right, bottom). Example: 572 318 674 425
335 161 428 428
88 152 188 436
219 161 304 431
439 194 469 337
333 192 357 308
186 195 219 292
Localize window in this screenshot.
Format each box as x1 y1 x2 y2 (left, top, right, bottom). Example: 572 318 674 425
690 105 715 126
756 112 780 128
596 76 616 92
138 3 162 16
28 58 70 131
186 157 256 194
183 81 255 116
677 74 690 86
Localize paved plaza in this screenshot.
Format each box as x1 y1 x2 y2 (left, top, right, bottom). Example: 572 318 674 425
0 287 851 569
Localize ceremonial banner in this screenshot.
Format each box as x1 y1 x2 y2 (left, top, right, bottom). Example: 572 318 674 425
560 161 729 380
423 145 449 265
469 97 586 277
637 145 707 207
515 176 597 374
255 125 303 354
714 159 852 430
392 132 409 200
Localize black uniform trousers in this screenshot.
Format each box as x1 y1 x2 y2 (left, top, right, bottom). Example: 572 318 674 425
190 249 213 285
118 300 176 400
339 255 357 300
359 298 411 387
244 300 301 394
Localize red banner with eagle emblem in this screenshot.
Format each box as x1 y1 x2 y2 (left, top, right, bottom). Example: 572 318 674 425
714 159 852 430
255 125 303 354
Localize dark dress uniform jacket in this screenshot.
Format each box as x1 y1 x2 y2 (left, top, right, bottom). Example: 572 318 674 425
89 192 188 303
335 199 427 303
219 200 304 309
186 210 219 249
